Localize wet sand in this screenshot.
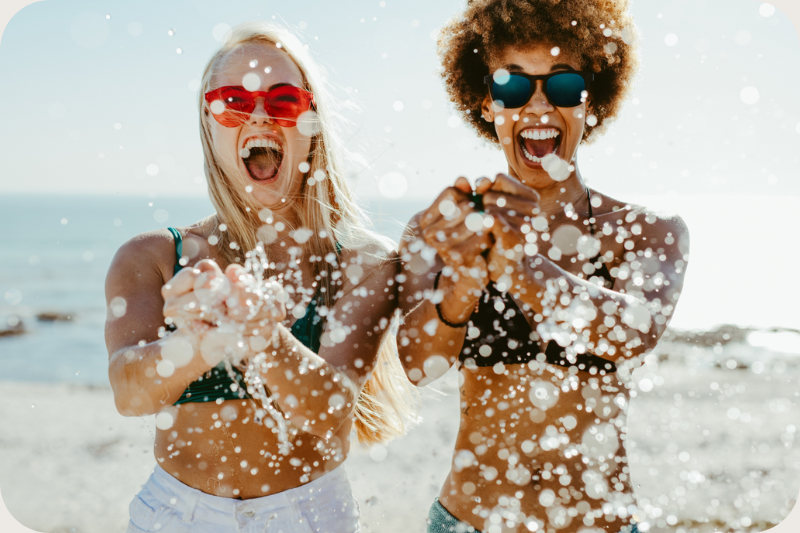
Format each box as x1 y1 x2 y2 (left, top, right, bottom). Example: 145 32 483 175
0 341 798 532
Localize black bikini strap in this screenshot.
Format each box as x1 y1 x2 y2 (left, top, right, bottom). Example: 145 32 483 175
585 188 598 238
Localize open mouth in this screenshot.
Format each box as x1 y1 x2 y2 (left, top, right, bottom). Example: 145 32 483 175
240 137 284 182
518 128 562 166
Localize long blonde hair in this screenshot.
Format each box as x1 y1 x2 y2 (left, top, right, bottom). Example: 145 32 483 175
197 21 418 444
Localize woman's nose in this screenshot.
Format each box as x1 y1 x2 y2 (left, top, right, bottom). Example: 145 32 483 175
249 98 274 125
524 80 555 116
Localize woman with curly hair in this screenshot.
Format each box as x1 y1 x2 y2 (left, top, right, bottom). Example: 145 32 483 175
398 1 689 532
106 22 417 533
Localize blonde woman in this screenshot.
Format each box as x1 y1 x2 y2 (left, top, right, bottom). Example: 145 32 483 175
105 22 416 533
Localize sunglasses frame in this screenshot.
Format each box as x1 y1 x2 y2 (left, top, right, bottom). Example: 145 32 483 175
204 85 316 128
483 71 594 109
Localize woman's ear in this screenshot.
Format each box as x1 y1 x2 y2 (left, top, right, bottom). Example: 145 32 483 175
480 94 494 122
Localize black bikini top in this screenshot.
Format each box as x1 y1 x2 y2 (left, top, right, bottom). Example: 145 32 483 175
458 189 617 373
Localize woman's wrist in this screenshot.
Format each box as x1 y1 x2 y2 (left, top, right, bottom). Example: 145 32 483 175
435 270 481 326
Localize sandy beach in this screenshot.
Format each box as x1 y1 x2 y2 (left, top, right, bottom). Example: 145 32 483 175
0 333 798 533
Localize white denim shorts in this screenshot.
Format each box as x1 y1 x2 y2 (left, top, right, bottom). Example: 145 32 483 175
127 465 361 533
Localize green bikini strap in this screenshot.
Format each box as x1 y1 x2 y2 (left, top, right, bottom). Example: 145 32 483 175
167 227 183 275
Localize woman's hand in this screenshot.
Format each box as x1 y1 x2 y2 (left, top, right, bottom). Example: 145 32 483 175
482 174 541 288
418 176 493 323
161 259 243 367
162 259 228 328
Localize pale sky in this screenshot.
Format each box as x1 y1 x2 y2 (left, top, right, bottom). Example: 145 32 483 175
1 0 800 331
0 0 798 200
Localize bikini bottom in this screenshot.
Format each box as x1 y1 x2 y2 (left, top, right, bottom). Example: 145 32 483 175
426 498 640 533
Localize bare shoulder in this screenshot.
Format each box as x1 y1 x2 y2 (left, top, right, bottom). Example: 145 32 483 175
106 229 178 288
590 190 689 252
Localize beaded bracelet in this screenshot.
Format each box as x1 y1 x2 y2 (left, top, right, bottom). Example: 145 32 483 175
433 270 470 329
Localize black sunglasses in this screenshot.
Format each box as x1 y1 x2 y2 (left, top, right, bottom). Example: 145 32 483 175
483 71 593 109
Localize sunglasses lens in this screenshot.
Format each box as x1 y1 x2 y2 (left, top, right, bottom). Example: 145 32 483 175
546 73 586 107
491 74 531 108
207 87 254 127
266 86 310 126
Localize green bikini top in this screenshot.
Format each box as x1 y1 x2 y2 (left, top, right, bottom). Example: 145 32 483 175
166 227 328 405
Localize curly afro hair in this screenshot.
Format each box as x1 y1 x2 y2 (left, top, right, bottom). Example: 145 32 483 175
438 0 639 144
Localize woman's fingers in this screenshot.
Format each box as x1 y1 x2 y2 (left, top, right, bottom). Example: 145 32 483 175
196 258 223 274
162 259 223 300
448 233 492 265
483 192 540 219
453 176 473 193
163 292 210 322
475 176 494 195
490 173 541 203
161 267 198 300
420 186 472 229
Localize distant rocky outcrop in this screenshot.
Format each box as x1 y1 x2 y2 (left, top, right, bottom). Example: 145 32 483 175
663 324 800 347
36 311 74 322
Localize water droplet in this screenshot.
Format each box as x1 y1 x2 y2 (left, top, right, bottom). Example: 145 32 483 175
212 23 231 42
664 33 678 46
393 100 404 111
153 209 169 224
167 29 175 36
155 412 174 430
210 100 225 115
242 72 261 91
551 46 560 56
297 110 321 137
740 86 759 105
176 48 182 54
378 172 407 199
249 59 258 68
759 3 775 17
369 444 388 462
146 164 159 176
60 218 68 225
4 289 22 305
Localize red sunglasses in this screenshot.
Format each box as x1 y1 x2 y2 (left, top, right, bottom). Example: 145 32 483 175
204 85 315 128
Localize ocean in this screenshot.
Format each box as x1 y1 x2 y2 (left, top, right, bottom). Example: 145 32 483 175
0 193 428 385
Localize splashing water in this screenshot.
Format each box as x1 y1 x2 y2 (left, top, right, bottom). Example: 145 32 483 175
192 243 312 454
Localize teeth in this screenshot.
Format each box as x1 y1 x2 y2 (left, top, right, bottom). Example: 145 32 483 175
243 138 282 151
520 129 560 140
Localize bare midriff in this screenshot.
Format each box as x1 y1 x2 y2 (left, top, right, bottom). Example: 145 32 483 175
438 362 633 533
154 399 351 500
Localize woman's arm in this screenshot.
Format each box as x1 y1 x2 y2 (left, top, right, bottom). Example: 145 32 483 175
396 178 493 385
105 235 218 416
483 176 690 361
230 244 399 439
